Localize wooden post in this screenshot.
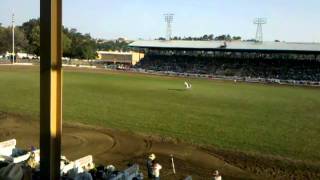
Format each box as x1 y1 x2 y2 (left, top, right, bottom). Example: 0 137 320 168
40 0 62 179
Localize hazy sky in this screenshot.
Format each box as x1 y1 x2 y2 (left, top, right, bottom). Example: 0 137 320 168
0 0 319 42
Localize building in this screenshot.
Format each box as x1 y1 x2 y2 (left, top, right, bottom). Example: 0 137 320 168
96 51 144 66
129 40 320 82
129 40 320 61
129 40 320 54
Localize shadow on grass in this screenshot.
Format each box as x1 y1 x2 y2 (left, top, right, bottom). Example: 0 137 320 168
168 88 187 92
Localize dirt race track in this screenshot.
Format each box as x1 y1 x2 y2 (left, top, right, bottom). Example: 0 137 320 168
0 114 319 180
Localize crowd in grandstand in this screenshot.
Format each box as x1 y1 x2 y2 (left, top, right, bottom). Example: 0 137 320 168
135 53 320 83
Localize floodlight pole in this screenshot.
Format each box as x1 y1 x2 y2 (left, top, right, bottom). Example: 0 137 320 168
253 18 267 43
40 0 62 179
164 13 174 40
12 13 15 64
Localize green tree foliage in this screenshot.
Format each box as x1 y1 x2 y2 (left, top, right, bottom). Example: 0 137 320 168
157 37 166 40
158 34 240 41
21 19 40 55
215 34 232 41
65 29 97 59
18 19 98 59
0 24 6 54
0 24 28 54
62 31 72 57
96 39 130 52
232 36 242 41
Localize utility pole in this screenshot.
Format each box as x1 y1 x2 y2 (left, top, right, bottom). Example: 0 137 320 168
12 13 15 64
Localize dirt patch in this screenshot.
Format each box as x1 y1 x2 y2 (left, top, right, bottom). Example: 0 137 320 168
202 147 320 180
0 113 319 179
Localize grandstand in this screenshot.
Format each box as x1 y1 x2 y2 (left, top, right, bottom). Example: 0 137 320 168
130 40 320 53
130 40 320 83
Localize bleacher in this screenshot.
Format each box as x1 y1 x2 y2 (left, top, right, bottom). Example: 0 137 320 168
0 139 144 180
135 54 320 83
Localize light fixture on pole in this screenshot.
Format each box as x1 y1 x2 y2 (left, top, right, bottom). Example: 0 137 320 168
253 18 267 43
164 13 174 41
12 13 15 63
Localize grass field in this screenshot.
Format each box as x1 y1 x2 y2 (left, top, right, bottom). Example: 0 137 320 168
0 66 319 162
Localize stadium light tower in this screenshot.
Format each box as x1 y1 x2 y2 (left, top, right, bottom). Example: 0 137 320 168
253 18 267 43
164 13 174 40
12 13 15 64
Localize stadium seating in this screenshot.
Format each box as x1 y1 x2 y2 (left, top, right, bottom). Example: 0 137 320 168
135 54 320 82
0 139 143 180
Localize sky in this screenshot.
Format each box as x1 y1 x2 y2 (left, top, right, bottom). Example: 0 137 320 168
0 0 320 42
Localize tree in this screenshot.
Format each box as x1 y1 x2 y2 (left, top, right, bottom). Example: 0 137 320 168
21 19 40 55
62 32 72 57
232 36 242 41
64 28 97 59
0 24 6 54
215 35 226 41
215 34 232 41
0 26 28 54
3 18 101 59
157 37 166 40
28 25 40 55
81 41 96 59
13 27 28 52
202 34 208 40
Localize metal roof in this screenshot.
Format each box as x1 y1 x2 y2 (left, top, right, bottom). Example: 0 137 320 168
129 40 320 53
97 51 133 55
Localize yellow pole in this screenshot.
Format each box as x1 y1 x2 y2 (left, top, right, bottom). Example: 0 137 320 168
40 0 62 179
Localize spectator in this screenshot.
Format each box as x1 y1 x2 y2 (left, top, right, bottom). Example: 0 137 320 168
147 153 156 179
26 152 37 169
74 171 93 180
152 160 162 180
0 163 23 180
135 53 320 82
83 162 95 172
212 170 222 180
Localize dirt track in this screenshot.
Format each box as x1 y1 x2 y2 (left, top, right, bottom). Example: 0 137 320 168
0 114 319 179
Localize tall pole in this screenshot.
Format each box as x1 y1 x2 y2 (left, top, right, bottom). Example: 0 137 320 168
164 13 174 41
253 18 267 43
40 0 62 179
12 13 15 64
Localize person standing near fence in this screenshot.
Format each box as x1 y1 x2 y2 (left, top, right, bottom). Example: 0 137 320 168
212 170 222 180
147 154 156 179
152 160 162 180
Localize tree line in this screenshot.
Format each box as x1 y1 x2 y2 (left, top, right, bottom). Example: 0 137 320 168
157 34 242 41
1 18 249 60
0 19 130 60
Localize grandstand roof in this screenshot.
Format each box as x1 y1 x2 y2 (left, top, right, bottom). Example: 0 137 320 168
129 40 320 54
